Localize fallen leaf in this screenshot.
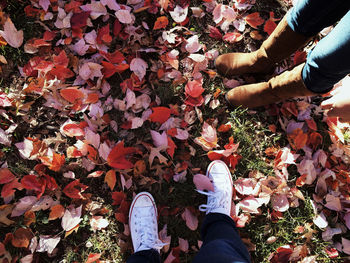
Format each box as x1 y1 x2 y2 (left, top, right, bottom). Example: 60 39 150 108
0 18 23 48
154 16 169 30
61 205 82 232
193 174 214 192
245 12 264 29
49 204 65 221
181 207 198 231
105 170 117 190
11 228 34 248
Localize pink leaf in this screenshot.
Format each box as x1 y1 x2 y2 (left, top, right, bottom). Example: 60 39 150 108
325 194 342 211
115 9 134 24
193 174 214 192
181 208 198 231
185 79 204 98
130 58 148 81
150 130 168 148
185 35 202 53
344 213 350 230
178 238 189 252
39 0 50 11
170 5 188 23
61 205 82 232
271 193 289 212
0 18 23 48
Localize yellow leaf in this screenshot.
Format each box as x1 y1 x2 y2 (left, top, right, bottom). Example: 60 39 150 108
104 170 116 190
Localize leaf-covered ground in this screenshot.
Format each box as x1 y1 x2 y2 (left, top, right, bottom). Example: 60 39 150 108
0 0 350 262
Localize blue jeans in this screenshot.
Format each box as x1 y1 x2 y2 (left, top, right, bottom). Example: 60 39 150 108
127 213 251 263
287 0 350 93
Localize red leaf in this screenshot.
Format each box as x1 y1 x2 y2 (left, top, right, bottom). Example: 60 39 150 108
305 118 317 131
113 19 122 37
71 11 90 29
208 25 222 40
325 247 339 259
21 175 44 193
43 31 56 41
62 123 85 137
270 246 293 263
167 137 176 158
49 65 74 80
111 191 126 206
264 19 277 35
185 79 204 98
63 179 88 199
149 107 171 124
1 178 22 198
154 16 169 30
223 32 243 43
245 12 265 29
184 95 204 107
107 141 137 169
97 24 112 45
293 50 307 66
101 61 117 78
100 50 125 64
60 87 84 103
53 50 69 67
0 168 15 184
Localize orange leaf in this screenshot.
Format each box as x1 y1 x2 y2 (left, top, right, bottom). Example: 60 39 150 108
245 12 265 29
85 253 101 263
11 228 34 248
105 170 116 190
308 132 322 149
39 152 65 172
107 141 137 169
60 87 84 103
217 124 231 133
85 93 99 104
149 107 171 124
250 30 263 40
23 211 36 226
154 16 169 30
288 128 308 150
49 204 65 221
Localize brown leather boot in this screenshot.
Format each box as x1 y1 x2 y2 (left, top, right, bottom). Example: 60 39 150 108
215 16 310 77
225 63 316 108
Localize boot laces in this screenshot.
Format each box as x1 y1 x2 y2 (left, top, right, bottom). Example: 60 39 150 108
197 178 231 213
135 209 167 251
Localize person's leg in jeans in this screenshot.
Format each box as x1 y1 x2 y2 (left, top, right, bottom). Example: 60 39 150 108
193 160 251 263
301 11 350 93
127 192 166 263
287 0 350 93
287 0 350 37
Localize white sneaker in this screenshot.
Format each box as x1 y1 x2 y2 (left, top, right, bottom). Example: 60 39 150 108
198 160 233 216
129 192 166 253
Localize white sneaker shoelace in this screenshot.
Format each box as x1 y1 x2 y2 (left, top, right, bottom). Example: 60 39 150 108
198 177 232 216
134 208 167 252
